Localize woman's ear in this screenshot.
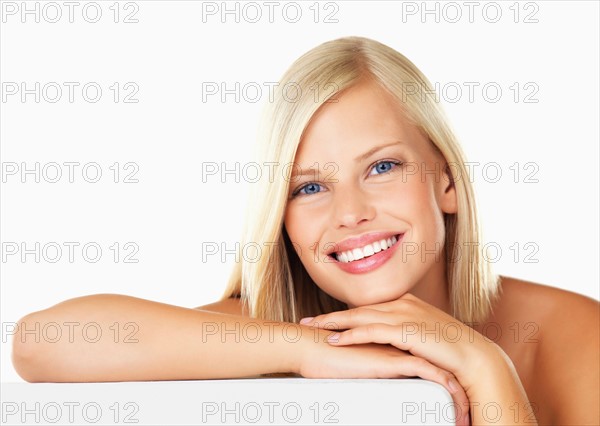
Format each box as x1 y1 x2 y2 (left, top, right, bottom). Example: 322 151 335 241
439 162 457 214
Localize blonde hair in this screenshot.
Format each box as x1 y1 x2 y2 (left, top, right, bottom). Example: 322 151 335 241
221 36 501 325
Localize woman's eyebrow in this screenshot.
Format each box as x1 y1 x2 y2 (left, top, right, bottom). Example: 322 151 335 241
291 140 406 179
354 140 406 162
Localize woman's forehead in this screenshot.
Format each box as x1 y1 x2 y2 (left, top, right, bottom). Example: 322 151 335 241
295 89 426 163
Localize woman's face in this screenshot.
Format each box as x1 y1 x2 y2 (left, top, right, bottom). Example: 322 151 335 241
283 78 457 309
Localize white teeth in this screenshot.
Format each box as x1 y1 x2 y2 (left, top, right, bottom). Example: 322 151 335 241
335 235 399 263
352 248 364 261
373 240 381 252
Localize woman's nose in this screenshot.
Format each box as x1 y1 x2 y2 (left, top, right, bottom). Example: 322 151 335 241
331 186 376 229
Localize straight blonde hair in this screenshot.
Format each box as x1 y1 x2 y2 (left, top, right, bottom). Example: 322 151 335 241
221 36 501 326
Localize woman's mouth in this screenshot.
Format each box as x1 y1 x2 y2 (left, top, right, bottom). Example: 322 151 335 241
328 234 404 274
330 234 402 263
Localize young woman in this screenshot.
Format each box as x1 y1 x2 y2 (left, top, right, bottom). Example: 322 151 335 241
13 37 599 425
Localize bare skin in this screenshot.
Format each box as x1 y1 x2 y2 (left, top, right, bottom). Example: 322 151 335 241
13 277 596 425
195 276 600 426
12 79 598 425
272 77 597 424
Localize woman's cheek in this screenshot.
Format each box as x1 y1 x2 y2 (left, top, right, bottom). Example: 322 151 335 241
287 216 327 268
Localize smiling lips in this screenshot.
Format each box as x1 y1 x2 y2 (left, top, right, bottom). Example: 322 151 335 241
325 232 405 274
333 234 400 263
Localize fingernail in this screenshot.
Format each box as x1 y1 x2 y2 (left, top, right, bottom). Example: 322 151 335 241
327 332 340 343
447 378 459 393
299 317 314 324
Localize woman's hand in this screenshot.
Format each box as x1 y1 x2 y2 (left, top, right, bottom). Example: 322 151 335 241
299 293 512 425
299 292 499 392
298 335 471 425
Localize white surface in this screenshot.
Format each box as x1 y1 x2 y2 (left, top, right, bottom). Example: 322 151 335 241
1 379 456 425
1 1 599 383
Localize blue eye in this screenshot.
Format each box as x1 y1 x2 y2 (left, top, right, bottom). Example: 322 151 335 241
369 160 401 176
290 160 403 199
292 182 323 198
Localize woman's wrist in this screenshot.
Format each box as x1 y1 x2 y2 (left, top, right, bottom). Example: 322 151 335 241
287 325 332 376
469 341 515 387
268 322 329 376
464 343 537 424
457 330 511 389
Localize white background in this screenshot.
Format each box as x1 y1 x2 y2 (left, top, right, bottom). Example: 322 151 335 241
1 1 598 383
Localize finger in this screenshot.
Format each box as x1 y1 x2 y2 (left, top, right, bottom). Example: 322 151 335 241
395 357 470 426
327 323 419 352
446 374 471 426
328 322 468 376
300 308 400 329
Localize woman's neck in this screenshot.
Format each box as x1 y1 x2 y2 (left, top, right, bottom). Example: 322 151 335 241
408 256 452 316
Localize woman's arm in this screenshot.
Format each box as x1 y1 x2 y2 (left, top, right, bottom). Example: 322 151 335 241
11 294 305 382
463 345 538 425
12 293 472 424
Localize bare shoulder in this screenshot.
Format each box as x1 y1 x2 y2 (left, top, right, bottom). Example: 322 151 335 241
496 275 598 345
488 276 599 355
491 276 597 323
193 297 248 317
497 276 599 424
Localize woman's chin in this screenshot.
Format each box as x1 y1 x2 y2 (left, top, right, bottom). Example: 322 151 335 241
345 290 408 309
